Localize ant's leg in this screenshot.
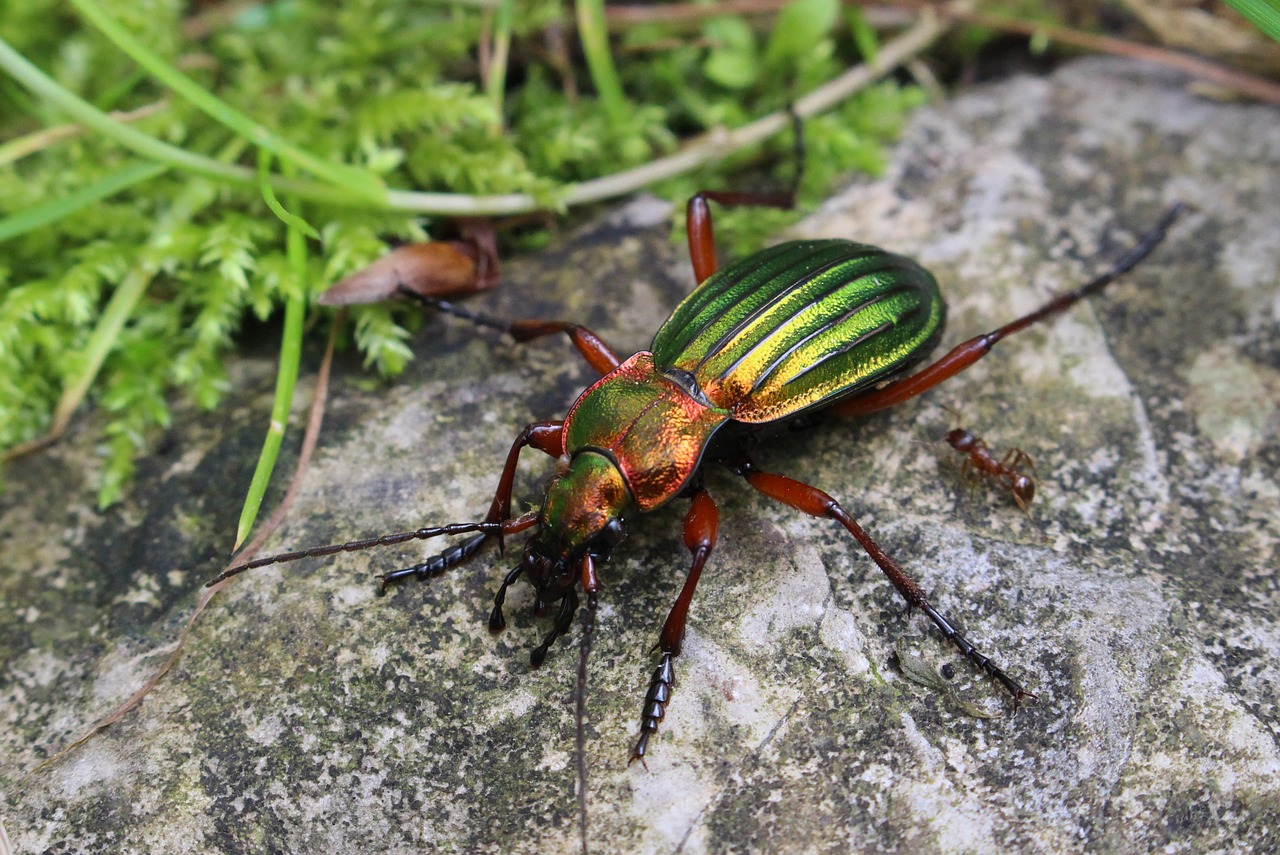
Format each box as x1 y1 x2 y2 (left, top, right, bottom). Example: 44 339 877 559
835 203 1184 418
631 488 719 764
735 459 1034 705
401 290 622 375
1000 448 1037 512
378 420 563 589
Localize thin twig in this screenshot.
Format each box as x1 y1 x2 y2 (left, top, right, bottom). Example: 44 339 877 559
0 99 168 165
558 9 945 206
936 3 1280 106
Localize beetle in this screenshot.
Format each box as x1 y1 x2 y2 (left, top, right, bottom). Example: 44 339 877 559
210 192 1182 764
943 426 1037 512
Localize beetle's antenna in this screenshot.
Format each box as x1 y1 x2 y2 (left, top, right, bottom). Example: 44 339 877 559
396 286 511 334
576 593 598 855
206 512 538 586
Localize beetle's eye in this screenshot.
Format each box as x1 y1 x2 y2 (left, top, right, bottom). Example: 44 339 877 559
592 518 626 554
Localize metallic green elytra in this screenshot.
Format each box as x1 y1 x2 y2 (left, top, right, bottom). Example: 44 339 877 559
652 239 945 423
550 240 947 521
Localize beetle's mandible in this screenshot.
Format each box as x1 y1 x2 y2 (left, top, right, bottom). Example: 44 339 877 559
211 191 1183 764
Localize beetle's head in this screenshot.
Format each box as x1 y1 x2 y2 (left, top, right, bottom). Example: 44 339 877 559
522 451 631 603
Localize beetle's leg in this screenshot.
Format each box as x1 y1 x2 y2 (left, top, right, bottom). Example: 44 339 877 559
487 565 525 633
631 488 719 765
400 290 622 375
686 191 795 284
687 110 804 283
834 203 1184 418
735 459 1035 705
482 421 563 528
377 420 562 590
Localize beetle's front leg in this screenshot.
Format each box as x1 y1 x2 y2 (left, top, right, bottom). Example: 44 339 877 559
377 420 563 590
631 488 719 765
734 459 1035 705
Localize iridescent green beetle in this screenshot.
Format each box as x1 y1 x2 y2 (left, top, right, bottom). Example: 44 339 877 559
212 192 1182 763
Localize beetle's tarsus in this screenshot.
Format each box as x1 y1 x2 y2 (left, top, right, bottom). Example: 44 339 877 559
738 460 1035 706
632 653 675 762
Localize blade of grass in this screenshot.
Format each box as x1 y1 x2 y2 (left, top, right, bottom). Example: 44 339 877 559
847 6 880 63
575 0 628 126
235 156 311 549
1223 0 1280 44
0 35 374 207
0 34 547 214
257 148 320 239
0 160 167 243
57 182 209 454
484 0 515 127
68 0 385 202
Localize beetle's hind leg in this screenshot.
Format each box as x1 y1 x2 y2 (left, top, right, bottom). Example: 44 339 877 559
834 203 1184 419
631 488 720 765
734 459 1035 706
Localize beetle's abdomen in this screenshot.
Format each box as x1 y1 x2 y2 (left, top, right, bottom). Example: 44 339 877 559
650 240 945 423
563 353 730 511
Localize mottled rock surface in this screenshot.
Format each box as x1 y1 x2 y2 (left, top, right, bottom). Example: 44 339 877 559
3 58 1278 853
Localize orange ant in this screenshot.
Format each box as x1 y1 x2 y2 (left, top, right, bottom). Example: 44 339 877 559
941 426 1037 512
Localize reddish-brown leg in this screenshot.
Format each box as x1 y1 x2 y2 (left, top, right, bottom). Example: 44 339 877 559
1000 448 1037 512
378 420 563 590
736 460 1034 704
483 421 564 526
686 191 794 284
835 203 1183 418
631 488 720 764
507 319 621 375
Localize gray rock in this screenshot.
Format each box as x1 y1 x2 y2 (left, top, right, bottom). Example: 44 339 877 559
3 57 1278 853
